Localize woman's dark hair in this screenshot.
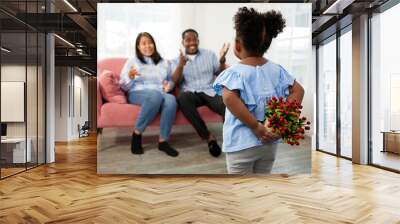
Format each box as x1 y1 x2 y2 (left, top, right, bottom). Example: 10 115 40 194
135 32 162 65
234 7 286 56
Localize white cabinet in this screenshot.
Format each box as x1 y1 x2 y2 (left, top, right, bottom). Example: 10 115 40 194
1 138 32 163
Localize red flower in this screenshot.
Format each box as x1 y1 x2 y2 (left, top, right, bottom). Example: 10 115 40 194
265 97 310 146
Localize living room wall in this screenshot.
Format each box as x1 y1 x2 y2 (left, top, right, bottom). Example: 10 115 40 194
54 67 89 141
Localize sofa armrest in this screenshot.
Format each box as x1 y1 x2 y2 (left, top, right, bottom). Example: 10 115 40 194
97 80 103 117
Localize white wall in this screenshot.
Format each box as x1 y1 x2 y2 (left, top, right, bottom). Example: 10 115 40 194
55 67 89 141
311 45 317 150
71 73 89 138
1 65 40 137
55 66 68 141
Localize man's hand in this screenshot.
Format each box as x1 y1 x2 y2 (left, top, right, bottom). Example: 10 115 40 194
219 43 230 64
172 50 187 83
178 49 188 68
128 66 139 79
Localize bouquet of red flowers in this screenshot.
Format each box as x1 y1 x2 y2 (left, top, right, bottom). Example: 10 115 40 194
265 96 310 146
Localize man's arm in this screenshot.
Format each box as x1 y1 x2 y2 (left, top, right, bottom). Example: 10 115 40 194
172 50 187 84
215 43 230 75
217 60 227 75
172 64 184 84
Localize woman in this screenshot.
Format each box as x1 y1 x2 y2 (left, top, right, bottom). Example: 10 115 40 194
119 32 178 157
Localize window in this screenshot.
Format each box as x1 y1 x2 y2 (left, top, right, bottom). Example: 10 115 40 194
0 1 47 179
317 36 337 154
370 3 400 171
339 28 352 158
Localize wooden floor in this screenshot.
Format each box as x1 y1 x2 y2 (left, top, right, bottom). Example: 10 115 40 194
1 167 26 178
372 150 400 171
0 135 400 223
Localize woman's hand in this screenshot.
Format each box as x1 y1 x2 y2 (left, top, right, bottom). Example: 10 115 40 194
162 80 173 93
128 66 139 79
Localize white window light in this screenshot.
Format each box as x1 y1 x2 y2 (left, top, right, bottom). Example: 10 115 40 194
54 34 75 48
1 47 11 53
63 0 78 12
323 0 354 15
78 67 93 76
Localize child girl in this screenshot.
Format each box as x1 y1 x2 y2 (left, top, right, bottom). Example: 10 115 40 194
120 32 178 157
213 7 305 174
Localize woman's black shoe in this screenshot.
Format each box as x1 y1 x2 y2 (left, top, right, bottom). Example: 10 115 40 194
158 142 179 157
131 132 143 154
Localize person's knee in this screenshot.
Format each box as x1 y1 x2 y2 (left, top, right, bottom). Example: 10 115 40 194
177 92 193 106
220 107 226 117
147 90 163 105
218 99 226 115
164 94 177 110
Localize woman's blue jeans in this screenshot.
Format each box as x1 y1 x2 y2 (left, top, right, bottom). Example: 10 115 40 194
128 89 177 140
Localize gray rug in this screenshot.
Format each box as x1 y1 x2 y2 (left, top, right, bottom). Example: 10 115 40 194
97 123 311 175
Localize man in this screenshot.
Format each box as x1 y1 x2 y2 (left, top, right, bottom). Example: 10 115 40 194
172 28 229 157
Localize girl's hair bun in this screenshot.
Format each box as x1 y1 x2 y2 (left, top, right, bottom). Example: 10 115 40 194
264 10 286 39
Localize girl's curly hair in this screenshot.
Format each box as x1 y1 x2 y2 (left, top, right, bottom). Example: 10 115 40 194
234 7 286 56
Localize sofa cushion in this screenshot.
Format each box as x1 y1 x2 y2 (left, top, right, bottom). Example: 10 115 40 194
99 70 127 104
98 58 127 80
98 103 223 128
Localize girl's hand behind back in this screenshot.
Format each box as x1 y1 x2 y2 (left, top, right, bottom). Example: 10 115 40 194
252 123 280 143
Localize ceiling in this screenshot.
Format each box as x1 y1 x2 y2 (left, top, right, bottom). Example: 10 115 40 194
0 0 392 73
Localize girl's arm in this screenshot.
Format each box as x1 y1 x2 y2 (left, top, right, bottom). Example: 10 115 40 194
287 81 304 104
222 87 276 142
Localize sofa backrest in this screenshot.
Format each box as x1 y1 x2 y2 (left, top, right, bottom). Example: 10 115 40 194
97 58 127 80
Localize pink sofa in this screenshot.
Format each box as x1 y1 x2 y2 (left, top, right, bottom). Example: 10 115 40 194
97 58 223 129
